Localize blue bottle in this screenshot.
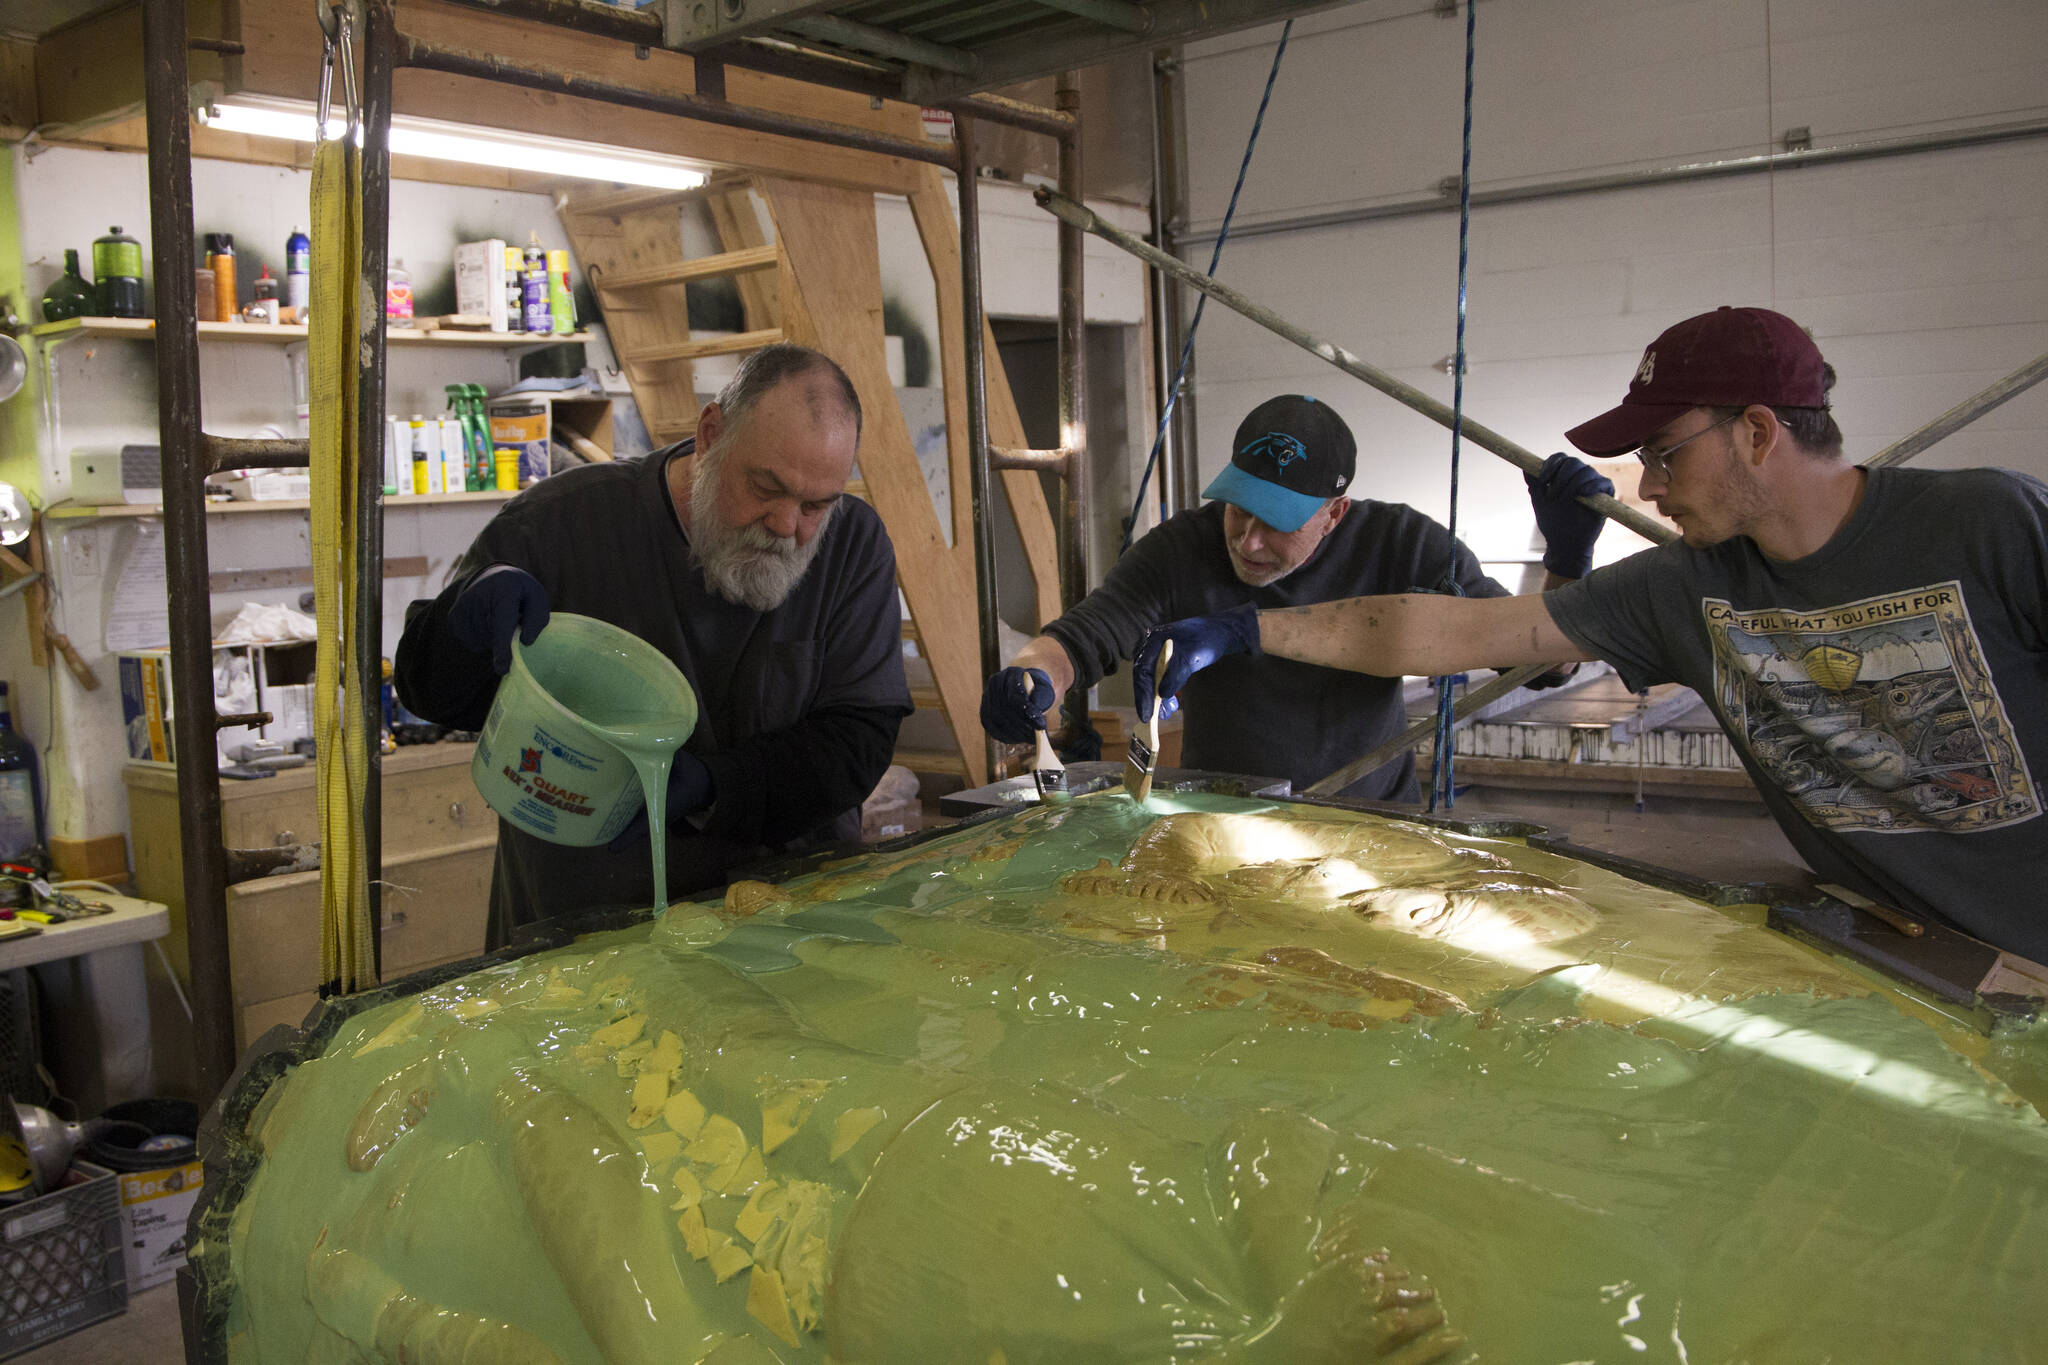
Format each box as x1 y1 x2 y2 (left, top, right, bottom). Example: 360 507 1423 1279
0 681 45 872
285 227 311 314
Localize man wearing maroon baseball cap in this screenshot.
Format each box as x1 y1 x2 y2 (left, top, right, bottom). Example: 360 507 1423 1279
977 393 1615 803
1133 306 2048 965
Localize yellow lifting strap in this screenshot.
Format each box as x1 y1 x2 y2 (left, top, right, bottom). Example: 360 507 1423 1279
310 134 374 995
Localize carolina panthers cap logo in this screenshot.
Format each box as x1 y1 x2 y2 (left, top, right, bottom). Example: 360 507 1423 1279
1241 432 1308 470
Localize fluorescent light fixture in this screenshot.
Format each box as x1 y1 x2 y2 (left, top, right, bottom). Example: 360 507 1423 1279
198 96 709 190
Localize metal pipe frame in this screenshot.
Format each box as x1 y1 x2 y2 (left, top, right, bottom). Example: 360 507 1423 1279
1176 115 2048 247
1147 47 1195 519
1053 72 1088 730
1035 186 1674 547
360 2 397 980
1863 351 2048 470
990 445 1073 473
956 112 1005 782
141 0 235 1099
202 436 312 475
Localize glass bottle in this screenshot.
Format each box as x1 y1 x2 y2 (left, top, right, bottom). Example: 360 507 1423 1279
40 249 95 322
0 681 46 871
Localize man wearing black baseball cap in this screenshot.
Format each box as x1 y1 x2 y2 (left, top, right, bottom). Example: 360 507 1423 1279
979 393 1612 801
1133 307 2048 963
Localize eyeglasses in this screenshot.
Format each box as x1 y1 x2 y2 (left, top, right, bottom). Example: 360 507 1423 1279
1631 411 1741 480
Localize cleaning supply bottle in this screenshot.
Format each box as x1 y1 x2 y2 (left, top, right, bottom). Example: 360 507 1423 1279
504 246 524 334
521 233 551 334
386 258 414 328
0 681 46 868
248 267 279 323
94 226 147 318
546 248 575 334
410 416 435 494
285 227 311 316
40 249 95 322
201 232 236 322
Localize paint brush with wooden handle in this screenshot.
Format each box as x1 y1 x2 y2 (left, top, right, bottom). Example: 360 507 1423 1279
1032 729 1069 804
1124 639 1173 803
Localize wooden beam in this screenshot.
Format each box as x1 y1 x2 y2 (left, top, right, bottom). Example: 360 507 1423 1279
230 0 932 195
0 36 36 140
705 187 780 333
34 0 228 133
618 327 785 364
906 164 1062 631
594 244 780 293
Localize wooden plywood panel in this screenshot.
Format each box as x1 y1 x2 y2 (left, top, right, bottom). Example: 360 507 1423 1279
761 175 988 785
907 166 1063 631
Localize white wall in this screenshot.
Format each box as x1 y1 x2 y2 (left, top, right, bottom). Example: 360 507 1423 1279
1177 0 2048 567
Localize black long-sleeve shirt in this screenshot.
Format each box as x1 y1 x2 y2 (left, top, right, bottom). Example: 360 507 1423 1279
1045 500 1507 800
396 442 910 940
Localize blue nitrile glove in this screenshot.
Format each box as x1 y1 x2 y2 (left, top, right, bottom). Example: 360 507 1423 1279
980 666 1057 744
1525 452 1614 579
605 750 715 852
447 565 550 675
1132 603 1262 723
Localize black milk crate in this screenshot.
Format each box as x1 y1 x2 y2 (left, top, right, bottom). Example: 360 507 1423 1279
0 1161 128 1359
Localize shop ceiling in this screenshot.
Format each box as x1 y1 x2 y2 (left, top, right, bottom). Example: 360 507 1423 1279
0 0 125 42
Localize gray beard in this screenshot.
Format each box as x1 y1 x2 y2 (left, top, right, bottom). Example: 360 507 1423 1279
687 443 833 612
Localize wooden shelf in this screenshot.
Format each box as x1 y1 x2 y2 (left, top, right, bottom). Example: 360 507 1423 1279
46 490 520 520
31 316 591 348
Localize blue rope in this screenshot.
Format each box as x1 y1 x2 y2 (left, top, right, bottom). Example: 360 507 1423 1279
1428 0 1477 815
1121 19 1294 553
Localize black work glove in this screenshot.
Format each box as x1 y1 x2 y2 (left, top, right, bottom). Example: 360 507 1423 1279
980 666 1056 744
447 565 550 674
1132 603 1262 722
605 750 715 852
1525 452 1614 580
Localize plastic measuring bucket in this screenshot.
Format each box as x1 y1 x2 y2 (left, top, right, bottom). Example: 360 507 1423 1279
472 613 698 846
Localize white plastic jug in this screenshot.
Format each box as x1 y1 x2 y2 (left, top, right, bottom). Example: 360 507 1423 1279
472 613 698 848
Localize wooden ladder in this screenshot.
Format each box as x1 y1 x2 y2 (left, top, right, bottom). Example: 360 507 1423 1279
559 171 1061 787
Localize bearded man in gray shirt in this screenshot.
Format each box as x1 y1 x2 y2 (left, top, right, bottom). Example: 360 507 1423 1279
398 344 912 945
980 394 1613 800
1136 308 2048 964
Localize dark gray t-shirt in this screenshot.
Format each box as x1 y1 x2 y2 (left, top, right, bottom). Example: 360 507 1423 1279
1545 466 2048 960
396 444 911 937
1046 500 1508 800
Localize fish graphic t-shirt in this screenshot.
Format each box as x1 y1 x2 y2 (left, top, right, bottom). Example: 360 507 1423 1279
1545 466 2048 959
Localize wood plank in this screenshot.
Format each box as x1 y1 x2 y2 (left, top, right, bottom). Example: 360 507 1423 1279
906 165 1062 631
619 328 786 363
595 245 781 293
0 36 35 141
231 0 931 195
35 0 227 133
208 556 429 594
762 176 987 786
707 186 781 332
560 187 702 436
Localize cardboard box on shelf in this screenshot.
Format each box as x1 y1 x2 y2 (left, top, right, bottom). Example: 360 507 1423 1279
487 393 613 487
453 238 509 332
112 1161 202 1292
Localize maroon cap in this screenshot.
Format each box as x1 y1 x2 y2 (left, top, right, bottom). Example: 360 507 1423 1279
1565 306 1829 456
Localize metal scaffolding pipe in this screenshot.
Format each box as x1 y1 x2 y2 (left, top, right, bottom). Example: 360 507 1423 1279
360 2 397 978
1033 186 1674 546
991 446 1072 473
1030 0 1151 34
1054 72 1089 665
395 34 960 169
141 0 235 1100
1862 351 2048 470
1306 663 1551 797
787 13 977 75
1178 116 2048 246
202 436 311 474
957 115 1004 783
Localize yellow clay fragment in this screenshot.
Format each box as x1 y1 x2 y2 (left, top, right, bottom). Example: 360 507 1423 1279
354 1005 424 1057
831 1107 886 1161
710 1241 752 1284
591 1013 646 1049
760 1080 828 1155
446 997 499 1022
670 1166 704 1211
734 1181 784 1244
686 1114 747 1179
643 1030 684 1078
613 1039 654 1077
715 1145 765 1196
640 1131 682 1165
539 967 583 1006
628 1071 669 1129
665 1090 707 1140
746 1266 802 1347
678 1203 709 1259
